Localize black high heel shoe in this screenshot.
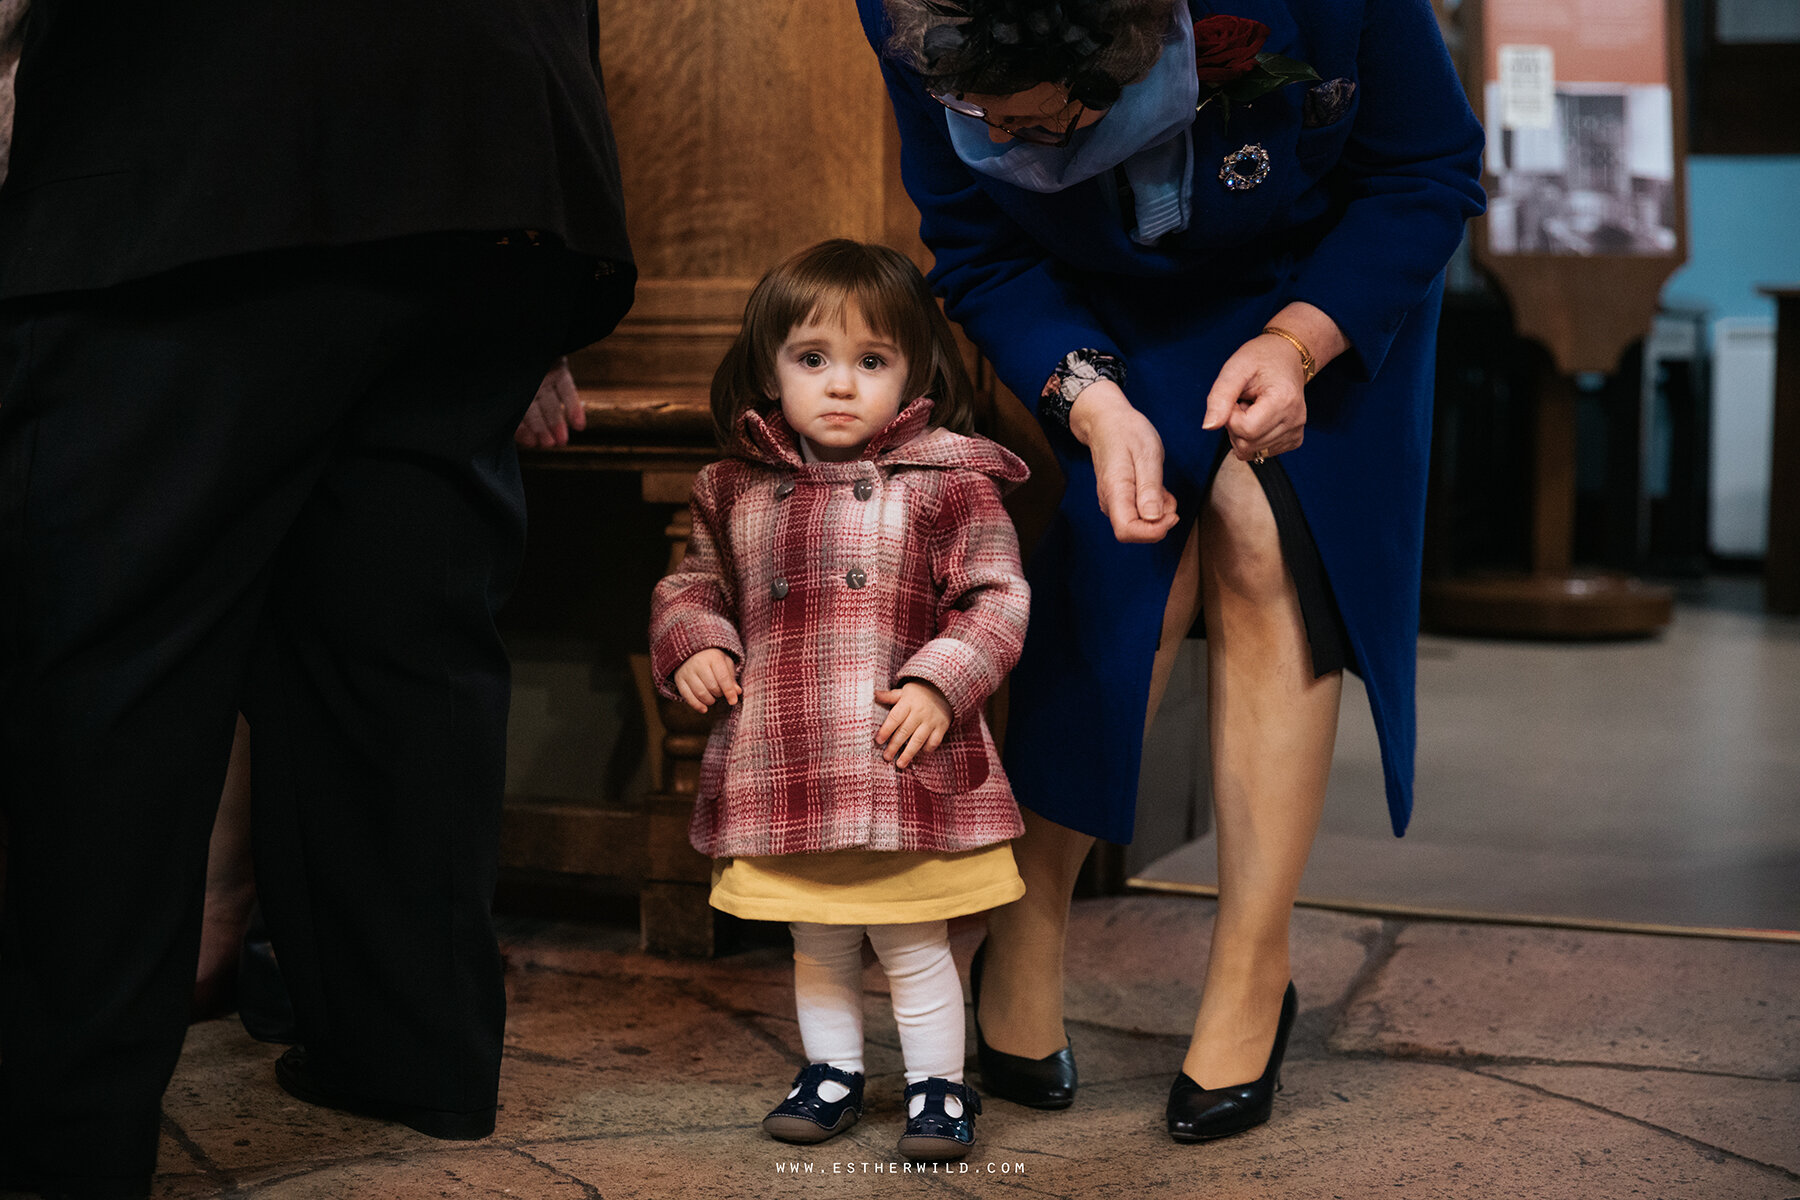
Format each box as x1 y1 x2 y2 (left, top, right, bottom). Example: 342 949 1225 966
969 938 1077 1109
1166 981 1297 1143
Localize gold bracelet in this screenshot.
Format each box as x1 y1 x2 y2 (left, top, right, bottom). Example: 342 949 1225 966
1262 325 1317 382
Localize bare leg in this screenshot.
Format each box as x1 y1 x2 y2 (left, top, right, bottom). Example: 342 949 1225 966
980 517 1202 1059
1182 456 1341 1087
978 808 1091 1057
193 715 257 1016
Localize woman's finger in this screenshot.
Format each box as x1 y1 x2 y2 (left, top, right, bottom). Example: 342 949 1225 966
1097 453 1142 529
1131 438 1166 523
1099 446 1175 542
1203 357 1252 431
1235 418 1287 459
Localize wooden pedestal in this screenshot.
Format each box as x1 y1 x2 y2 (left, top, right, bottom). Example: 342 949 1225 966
1443 0 1685 639
1424 370 1673 637
1423 572 1673 637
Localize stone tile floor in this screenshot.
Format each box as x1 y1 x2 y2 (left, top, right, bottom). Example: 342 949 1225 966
144 896 1799 1199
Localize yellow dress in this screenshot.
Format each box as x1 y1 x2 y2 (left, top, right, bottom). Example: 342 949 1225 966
710 844 1024 925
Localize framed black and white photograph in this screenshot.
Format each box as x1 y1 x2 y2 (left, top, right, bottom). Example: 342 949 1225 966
1484 81 1679 256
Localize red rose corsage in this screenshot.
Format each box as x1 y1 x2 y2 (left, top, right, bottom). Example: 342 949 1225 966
1192 15 1319 125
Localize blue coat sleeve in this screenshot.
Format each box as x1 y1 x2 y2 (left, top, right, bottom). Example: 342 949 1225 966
860 0 1122 413
1288 0 1486 381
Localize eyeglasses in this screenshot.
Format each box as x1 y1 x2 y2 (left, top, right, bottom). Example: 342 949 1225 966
927 89 1090 148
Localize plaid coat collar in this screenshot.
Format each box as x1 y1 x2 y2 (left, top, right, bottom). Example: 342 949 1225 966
731 398 1028 492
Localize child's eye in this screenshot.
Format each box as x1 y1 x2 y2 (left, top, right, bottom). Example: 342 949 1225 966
799 352 826 368
860 354 886 370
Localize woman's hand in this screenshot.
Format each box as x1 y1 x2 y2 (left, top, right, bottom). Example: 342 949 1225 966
1202 336 1309 461
1068 381 1180 543
874 680 953 769
1203 303 1348 462
672 648 741 714
514 356 585 449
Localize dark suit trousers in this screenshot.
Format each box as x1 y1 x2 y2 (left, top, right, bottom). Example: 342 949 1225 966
0 239 611 1193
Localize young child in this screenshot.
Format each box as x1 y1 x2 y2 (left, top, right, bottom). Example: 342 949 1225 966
649 239 1030 1161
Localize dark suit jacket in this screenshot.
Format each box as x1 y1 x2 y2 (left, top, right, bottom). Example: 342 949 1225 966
0 0 634 339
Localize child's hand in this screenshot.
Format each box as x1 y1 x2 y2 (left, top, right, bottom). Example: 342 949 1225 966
874 681 953 769
673 649 742 714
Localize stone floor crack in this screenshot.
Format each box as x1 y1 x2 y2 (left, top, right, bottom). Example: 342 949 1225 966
1466 1063 1800 1184
507 1145 605 1199
1320 917 1406 1053
1338 1047 1796 1083
668 969 852 1080
158 1113 235 1193
506 1045 584 1069
214 1144 513 1195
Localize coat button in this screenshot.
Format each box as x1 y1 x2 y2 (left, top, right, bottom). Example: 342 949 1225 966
775 478 795 498
771 577 789 600
853 478 874 501
845 567 867 589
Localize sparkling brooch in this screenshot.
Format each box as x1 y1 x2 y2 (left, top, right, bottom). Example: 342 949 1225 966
1219 143 1271 191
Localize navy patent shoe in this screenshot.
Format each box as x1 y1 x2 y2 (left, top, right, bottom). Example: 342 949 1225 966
969 938 1077 1109
762 1063 865 1144
897 1077 981 1161
1166 982 1298 1142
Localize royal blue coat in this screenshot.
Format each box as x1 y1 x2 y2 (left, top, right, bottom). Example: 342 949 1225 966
856 0 1485 840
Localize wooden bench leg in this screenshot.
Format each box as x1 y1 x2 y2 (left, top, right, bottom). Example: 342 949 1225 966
640 684 718 955
641 782 715 956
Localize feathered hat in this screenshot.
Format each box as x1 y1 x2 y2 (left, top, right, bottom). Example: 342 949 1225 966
915 0 1126 107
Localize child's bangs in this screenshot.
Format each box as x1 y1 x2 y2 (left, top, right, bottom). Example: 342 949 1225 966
795 274 927 359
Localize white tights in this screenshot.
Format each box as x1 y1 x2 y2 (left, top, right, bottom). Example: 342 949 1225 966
789 921 965 1115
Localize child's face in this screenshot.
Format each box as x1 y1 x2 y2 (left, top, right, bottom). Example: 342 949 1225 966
773 304 910 463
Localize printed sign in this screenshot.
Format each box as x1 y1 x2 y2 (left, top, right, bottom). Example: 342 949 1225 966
1498 45 1556 130
1481 0 1678 257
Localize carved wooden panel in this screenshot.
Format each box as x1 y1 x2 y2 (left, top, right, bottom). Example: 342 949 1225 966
581 0 921 388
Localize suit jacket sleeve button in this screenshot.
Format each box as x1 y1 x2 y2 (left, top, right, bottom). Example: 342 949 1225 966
771 577 790 600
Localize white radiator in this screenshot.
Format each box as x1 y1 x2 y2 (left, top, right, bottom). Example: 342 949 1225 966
1709 317 1776 557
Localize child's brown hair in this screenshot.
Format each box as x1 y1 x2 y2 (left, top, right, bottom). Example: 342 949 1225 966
710 239 976 448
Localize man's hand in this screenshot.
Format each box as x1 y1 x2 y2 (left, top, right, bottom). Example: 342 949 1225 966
874 680 953 769
514 356 585 449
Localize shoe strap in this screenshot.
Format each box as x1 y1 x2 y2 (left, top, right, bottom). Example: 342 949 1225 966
794 1062 864 1092
903 1076 982 1115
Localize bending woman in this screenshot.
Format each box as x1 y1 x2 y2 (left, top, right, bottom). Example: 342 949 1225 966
855 0 1483 1140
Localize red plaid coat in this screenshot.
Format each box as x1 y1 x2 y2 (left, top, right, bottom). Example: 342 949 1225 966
650 398 1030 858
